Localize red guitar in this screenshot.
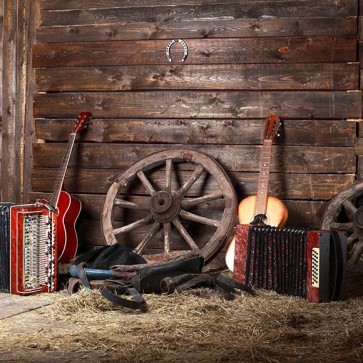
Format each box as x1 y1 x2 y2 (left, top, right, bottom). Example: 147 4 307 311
48 112 92 263
225 115 288 271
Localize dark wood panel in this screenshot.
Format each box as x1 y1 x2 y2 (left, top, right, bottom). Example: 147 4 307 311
39 1 357 26
32 37 357 67
33 91 362 119
35 63 359 92
32 143 356 173
28 192 328 230
38 0 357 13
31 169 355 200
34 118 356 147
36 17 357 43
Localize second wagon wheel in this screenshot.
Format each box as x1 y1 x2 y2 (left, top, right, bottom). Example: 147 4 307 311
321 181 363 263
101 149 237 264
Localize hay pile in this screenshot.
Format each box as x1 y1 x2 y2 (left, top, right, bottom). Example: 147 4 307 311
0 264 363 362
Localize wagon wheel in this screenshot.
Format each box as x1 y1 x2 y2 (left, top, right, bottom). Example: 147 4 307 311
321 181 363 263
102 149 237 264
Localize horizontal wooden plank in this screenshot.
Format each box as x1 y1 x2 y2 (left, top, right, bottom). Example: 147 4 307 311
28 192 329 229
33 91 362 119
34 118 356 146
39 1 357 26
36 17 357 43
31 168 355 199
35 63 359 92
32 37 357 67
32 143 356 173
38 0 282 9
0 293 52 320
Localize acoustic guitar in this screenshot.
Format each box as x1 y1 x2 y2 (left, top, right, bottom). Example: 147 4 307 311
225 114 288 271
48 112 92 263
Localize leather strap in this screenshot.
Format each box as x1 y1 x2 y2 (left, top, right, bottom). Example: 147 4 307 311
71 263 147 311
215 274 255 296
160 272 255 298
100 285 146 311
76 263 91 289
66 277 83 295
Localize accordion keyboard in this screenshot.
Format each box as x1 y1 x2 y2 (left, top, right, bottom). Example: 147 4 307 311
10 204 58 295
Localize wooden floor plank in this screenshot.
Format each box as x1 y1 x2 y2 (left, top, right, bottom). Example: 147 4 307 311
0 293 52 320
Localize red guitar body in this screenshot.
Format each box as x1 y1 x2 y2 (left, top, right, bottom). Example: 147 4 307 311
56 191 82 263
47 111 91 263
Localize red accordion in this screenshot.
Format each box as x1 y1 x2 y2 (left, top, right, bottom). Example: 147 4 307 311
9 204 58 295
233 225 346 303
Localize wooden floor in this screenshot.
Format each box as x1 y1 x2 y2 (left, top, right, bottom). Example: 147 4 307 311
0 292 52 319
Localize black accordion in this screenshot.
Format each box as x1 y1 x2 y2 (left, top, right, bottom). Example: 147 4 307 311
233 225 346 302
0 203 58 295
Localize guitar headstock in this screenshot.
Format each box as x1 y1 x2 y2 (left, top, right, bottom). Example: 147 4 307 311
73 112 92 133
263 114 281 141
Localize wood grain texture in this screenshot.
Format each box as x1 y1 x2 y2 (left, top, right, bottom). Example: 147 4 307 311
32 143 356 174
30 169 355 199
32 36 357 68
36 17 357 43
35 63 359 92
30 0 361 243
28 192 327 228
38 0 357 25
34 118 356 146
33 91 362 119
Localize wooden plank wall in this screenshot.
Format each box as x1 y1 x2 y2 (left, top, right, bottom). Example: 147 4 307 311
31 0 361 250
0 0 3 190
358 0 363 177
1 0 35 202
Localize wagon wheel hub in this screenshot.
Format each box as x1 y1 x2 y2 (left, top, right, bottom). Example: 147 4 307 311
150 191 180 223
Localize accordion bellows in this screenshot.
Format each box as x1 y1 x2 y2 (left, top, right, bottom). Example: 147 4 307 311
0 203 58 295
233 225 347 303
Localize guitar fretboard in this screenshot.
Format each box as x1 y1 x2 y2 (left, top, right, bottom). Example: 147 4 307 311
50 133 77 208
254 139 273 216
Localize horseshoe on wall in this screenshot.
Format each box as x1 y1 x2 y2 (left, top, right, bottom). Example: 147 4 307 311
165 39 188 63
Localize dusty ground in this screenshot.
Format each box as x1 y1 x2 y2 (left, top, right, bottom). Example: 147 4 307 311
0 262 362 363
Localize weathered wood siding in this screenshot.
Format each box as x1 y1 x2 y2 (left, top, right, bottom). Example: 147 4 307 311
357 0 363 177
31 0 361 249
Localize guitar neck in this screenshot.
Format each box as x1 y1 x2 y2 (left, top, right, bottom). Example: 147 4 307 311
254 139 273 216
49 133 77 208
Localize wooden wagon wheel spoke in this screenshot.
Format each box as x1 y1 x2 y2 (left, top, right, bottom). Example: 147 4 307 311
102 149 237 264
179 209 220 227
347 233 358 247
134 221 161 254
330 222 353 232
137 170 156 195
165 159 173 192
177 165 205 198
181 191 224 209
342 199 357 219
172 217 200 251
163 222 171 253
351 240 363 264
114 198 150 211
113 214 154 235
